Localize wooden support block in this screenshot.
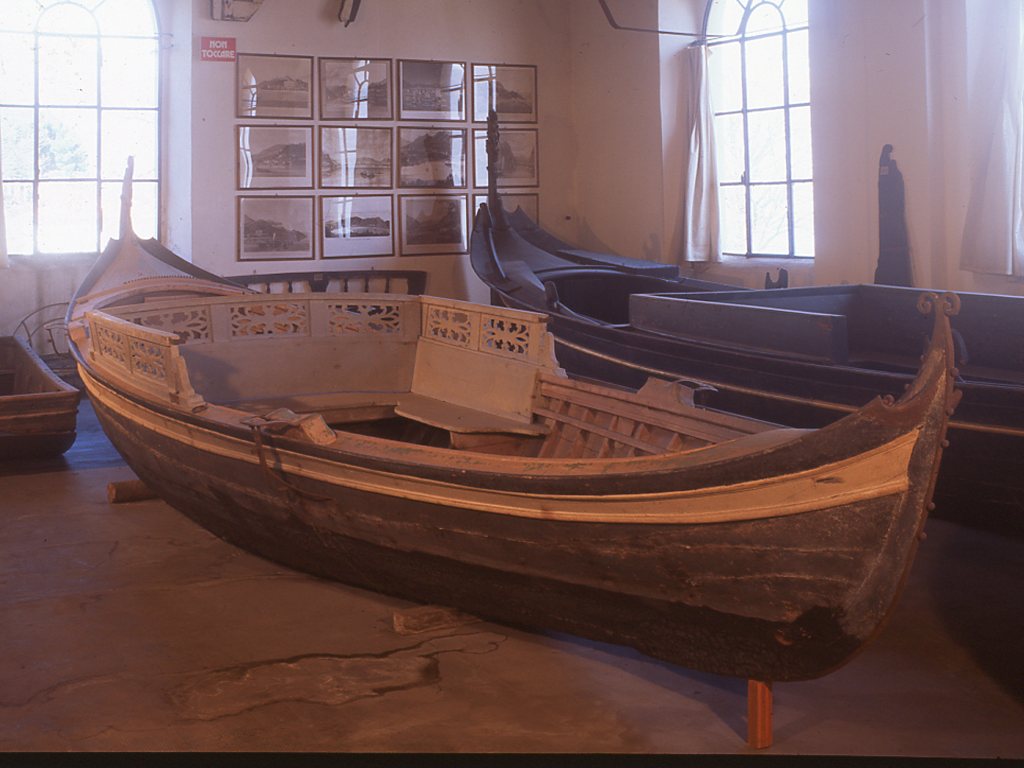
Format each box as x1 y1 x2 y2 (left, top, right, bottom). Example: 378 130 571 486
747 679 773 749
107 479 157 504
392 605 480 635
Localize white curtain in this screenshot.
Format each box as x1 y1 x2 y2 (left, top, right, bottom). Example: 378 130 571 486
0 115 7 270
960 0 1024 275
682 44 721 263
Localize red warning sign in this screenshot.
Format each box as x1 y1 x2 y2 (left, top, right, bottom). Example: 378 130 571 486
200 37 236 63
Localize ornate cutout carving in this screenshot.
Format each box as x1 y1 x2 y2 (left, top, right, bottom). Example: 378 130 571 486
481 315 530 358
94 323 129 369
328 302 403 335
230 301 309 337
129 338 168 382
125 308 212 343
426 305 472 347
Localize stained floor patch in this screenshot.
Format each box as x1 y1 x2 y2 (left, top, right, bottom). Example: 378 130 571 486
172 632 505 720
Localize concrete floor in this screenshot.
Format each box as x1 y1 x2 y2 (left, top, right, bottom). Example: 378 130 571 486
1 400 1022 756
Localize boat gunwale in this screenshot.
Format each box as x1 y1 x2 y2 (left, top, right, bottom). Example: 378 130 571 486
69 303 952 520
81 364 922 526
0 336 80 398
72 294 947 476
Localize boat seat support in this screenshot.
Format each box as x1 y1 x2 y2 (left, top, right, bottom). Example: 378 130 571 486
395 393 548 436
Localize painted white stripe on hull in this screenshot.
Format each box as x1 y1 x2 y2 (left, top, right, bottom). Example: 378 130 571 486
83 367 915 525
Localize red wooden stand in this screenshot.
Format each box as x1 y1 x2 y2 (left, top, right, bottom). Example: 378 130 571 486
747 679 773 748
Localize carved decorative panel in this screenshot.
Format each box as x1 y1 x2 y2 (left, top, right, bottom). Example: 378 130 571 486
94 323 130 370
425 305 473 347
126 308 212 343
481 315 530 358
328 302 403 335
230 301 309 337
129 338 168 382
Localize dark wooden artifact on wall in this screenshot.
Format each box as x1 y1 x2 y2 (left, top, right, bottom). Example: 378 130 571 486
875 144 913 287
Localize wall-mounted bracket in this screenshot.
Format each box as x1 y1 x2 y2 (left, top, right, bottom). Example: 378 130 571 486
338 0 362 27
210 0 265 22
597 0 719 39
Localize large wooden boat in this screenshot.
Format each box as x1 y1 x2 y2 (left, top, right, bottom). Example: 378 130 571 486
0 336 80 459
64 174 959 684
471 122 1022 537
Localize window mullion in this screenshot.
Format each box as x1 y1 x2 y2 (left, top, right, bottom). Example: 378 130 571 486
739 34 752 257
4 1 159 256
705 0 813 259
782 27 794 258
32 25 40 254
95 30 102 252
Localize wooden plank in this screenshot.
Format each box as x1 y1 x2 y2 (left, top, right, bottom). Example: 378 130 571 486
533 404 666 455
392 605 480 635
107 479 158 504
630 293 850 364
747 680 773 749
538 374 770 440
396 393 547 435
556 247 680 277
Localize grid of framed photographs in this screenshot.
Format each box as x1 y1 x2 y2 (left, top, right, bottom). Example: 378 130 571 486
234 55 538 261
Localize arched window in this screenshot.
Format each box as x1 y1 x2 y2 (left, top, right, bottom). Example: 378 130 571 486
704 0 812 258
0 0 159 255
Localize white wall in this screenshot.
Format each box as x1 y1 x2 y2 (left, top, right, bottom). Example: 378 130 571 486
811 0 933 287
8 0 1024 339
169 0 575 303
566 0 666 261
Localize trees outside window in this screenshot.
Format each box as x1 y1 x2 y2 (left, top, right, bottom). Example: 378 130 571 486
704 0 813 258
0 0 159 255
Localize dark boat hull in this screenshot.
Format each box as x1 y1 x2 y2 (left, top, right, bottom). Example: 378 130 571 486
537 312 1019 536
87 363 944 682
472 212 1022 537
0 337 80 459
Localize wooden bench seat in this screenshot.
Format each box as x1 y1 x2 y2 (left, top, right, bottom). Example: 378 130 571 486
227 389 548 437
227 391 403 424
394 393 548 436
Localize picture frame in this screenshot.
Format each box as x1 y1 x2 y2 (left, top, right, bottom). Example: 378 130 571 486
399 194 468 255
237 53 313 119
321 194 394 258
398 127 466 189
319 57 392 120
237 125 313 189
473 128 539 187
473 192 539 224
472 64 537 123
237 195 315 261
398 59 466 121
319 126 393 189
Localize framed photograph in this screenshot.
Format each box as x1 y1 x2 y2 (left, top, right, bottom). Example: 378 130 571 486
321 195 394 258
474 192 539 224
238 195 315 261
398 127 466 189
472 64 537 123
319 57 392 120
399 194 468 255
237 125 313 189
398 59 466 121
237 53 313 119
473 128 539 187
319 126 392 189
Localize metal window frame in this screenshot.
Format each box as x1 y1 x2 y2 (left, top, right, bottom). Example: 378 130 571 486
0 0 161 256
703 0 813 259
